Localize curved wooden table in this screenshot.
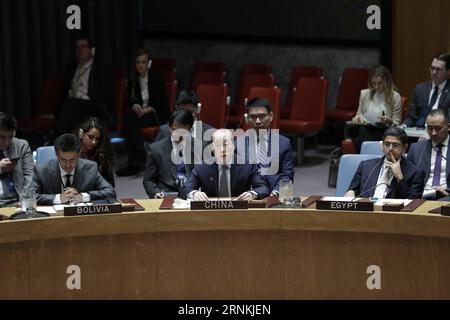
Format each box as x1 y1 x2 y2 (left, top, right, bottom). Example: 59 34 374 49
1 199 450 299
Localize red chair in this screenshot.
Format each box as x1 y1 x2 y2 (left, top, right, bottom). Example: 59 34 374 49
401 96 408 122
193 61 226 76
18 75 64 131
191 72 225 92
151 58 176 74
280 78 328 164
282 65 323 119
325 68 370 124
227 74 275 129
240 63 272 76
197 84 228 129
112 78 127 134
242 87 282 130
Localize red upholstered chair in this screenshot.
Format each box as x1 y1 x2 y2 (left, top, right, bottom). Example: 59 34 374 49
193 61 226 74
240 63 272 76
151 58 176 74
401 96 408 122
227 74 275 129
242 86 281 130
18 75 64 131
281 65 323 119
197 84 228 129
325 68 370 124
140 126 161 142
191 72 225 92
280 78 328 164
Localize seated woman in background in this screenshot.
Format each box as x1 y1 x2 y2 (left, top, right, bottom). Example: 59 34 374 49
344 65 401 153
74 117 116 187
116 48 169 176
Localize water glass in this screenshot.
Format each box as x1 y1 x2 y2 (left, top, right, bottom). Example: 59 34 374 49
21 188 37 214
279 179 294 207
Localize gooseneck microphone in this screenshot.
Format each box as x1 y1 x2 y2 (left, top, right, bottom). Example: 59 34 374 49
351 182 389 202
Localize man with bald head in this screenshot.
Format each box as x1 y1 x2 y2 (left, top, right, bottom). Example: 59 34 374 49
178 129 270 201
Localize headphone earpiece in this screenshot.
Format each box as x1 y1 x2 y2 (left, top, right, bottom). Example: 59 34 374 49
197 103 202 114
244 113 249 124
147 60 152 70
78 129 84 139
91 47 96 56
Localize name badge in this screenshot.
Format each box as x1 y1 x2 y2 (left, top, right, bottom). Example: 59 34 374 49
64 204 122 216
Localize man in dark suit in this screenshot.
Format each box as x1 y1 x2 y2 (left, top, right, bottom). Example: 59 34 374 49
143 109 201 198
236 98 295 196
407 109 450 200
345 127 425 199
32 133 116 205
57 36 113 133
402 53 450 128
156 90 215 142
178 129 270 200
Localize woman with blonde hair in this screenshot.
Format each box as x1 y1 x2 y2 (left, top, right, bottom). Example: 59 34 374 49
344 65 401 152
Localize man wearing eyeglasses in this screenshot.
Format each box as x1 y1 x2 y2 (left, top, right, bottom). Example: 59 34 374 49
57 36 113 133
236 98 295 196
178 129 270 201
402 53 450 128
345 127 425 199
407 109 450 200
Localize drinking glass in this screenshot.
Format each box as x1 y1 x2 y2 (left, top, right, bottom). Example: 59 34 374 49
279 179 294 207
21 187 37 214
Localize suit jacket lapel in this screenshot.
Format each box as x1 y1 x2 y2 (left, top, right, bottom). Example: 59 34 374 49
387 158 407 197
72 160 83 190
438 81 450 109
52 161 63 193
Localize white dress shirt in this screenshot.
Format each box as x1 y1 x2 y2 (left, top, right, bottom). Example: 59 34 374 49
423 135 449 196
139 73 149 107
70 58 93 100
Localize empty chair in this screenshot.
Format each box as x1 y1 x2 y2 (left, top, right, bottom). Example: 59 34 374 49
151 58 176 74
335 154 382 196
282 66 323 119
197 84 228 129
325 68 370 124
227 74 275 128
360 141 383 155
279 78 328 164
35 146 57 166
18 75 64 132
191 72 225 92
193 61 226 76
242 86 282 130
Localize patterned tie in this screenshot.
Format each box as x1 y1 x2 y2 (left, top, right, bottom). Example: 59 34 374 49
432 144 442 187
218 166 230 197
428 86 439 110
65 174 72 188
258 135 269 175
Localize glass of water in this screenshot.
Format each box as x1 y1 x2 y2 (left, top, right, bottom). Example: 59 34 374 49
279 179 294 207
21 187 37 214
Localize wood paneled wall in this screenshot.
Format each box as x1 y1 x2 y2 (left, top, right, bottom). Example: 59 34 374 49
392 0 450 99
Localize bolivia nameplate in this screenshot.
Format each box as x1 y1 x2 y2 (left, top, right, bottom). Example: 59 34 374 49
316 200 373 211
64 204 123 216
191 200 248 210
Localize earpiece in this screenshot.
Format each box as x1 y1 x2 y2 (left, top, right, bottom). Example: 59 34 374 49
147 60 152 70
196 103 202 114
91 47 96 56
244 113 249 124
78 128 84 139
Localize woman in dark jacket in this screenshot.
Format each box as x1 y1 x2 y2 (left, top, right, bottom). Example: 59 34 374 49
117 48 169 176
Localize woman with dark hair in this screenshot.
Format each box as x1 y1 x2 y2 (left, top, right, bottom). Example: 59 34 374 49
344 65 402 152
74 117 116 186
117 48 169 176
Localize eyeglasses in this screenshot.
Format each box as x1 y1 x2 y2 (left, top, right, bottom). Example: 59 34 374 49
427 126 444 132
383 142 403 149
430 66 446 73
247 113 270 121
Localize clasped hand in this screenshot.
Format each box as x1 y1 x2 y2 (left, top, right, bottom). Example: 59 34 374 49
61 187 82 204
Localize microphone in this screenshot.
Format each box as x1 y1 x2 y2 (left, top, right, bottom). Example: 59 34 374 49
351 182 390 202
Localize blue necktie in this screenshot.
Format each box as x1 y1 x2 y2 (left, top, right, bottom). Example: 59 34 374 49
428 86 439 111
432 144 442 187
219 166 230 197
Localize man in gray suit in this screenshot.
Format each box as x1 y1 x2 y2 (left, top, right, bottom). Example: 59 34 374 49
0 112 34 207
143 109 201 198
155 90 215 142
33 133 116 205
402 53 450 128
